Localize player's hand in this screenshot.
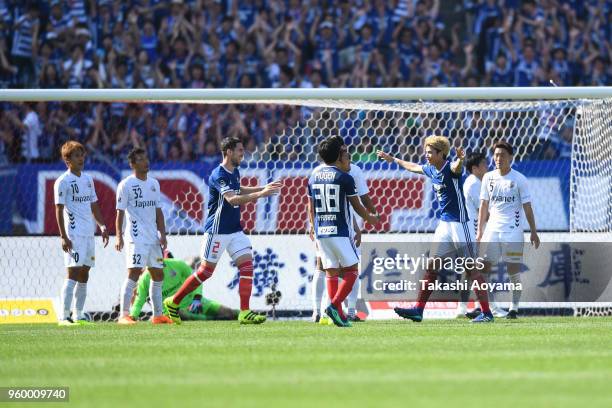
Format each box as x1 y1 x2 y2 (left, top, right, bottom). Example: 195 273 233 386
260 183 281 197
266 180 283 190
354 229 362 247
377 150 395 163
189 299 203 314
530 231 540 249
100 226 109 248
115 236 124 252
159 235 168 251
456 147 465 160
61 237 73 253
366 213 379 225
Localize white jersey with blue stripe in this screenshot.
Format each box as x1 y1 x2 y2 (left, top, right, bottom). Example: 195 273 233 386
422 161 469 223
204 165 242 235
308 165 358 239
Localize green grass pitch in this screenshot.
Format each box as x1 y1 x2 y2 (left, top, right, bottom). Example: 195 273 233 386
2 317 612 408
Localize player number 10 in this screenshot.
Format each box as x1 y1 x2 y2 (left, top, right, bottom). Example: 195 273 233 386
313 184 340 213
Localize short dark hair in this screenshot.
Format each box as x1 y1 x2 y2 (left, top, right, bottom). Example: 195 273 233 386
494 140 513 156
465 152 487 174
220 136 242 156
317 137 342 165
328 135 345 146
127 147 146 164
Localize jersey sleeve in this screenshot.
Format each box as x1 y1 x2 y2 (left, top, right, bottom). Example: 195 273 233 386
518 174 532 204
88 175 98 203
116 180 128 210
54 178 66 205
350 165 369 196
341 173 357 197
421 163 435 179
211 172 233 196
480 173 491 201
129 272 151 318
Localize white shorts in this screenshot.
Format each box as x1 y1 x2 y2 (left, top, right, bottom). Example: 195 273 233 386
126 242 164 269
479 229 524 263
201 231 252 263
64 236 95 268
316 237 359 269
430 221 477 259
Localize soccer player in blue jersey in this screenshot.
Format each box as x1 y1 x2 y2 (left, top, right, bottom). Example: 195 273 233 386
377 136 494 323
309 137 379 327
164 137 282 325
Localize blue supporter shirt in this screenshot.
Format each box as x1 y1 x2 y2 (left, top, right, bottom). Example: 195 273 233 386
308 165 357 239
204 165 242 235
422 161 469 223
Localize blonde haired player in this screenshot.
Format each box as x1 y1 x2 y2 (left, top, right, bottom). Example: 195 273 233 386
477 141 540 319
378 136 494 323
115 147 172 325
54 141 109 326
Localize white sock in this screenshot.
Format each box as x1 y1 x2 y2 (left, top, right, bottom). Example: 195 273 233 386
347 278 360 318
60 279 77 321
120 278 138 317
74 282 87 320
150 280 163 317
311 269 325 316
509 273 522 311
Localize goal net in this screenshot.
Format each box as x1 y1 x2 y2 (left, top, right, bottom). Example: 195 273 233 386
0 88 611 321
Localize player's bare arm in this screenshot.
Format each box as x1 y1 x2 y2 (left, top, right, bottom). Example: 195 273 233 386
308 197 315 241
90 202 109 248
476 199 489 242
156 207 167 250
240 181 282 194
224 182 281 206
353 217 362 247
55 203 72 252
450 147 465 175
376 150 424 174
115 209 125 251
348 195 379 225
523 202 540 249
360 194 378 215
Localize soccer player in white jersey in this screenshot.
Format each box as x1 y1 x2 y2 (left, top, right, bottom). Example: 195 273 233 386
309 137 379 327
477 141 540 319
378 136 494 323
457 152 508 318
54 141 109 326
311 137 378 324
115 147 172 325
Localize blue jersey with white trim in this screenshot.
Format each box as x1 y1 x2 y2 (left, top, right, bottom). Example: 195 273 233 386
422 161 469 223
308 166 357 238
204 165 242 234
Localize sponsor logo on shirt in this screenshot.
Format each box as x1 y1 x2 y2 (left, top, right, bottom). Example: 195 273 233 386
318 226 338 235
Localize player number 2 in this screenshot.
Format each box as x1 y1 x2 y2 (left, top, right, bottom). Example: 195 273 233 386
313 184 340 213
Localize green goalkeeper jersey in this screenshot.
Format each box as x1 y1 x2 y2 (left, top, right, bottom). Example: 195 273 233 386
130 258 203 317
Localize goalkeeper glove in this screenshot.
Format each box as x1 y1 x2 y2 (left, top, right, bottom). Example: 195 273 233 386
189 299 203 314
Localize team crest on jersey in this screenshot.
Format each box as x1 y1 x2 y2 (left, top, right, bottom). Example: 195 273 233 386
151 186 156 192
87 182 92 188
510 181 515 188
219 179 227 187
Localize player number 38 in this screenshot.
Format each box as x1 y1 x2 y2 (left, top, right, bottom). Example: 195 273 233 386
312 183 340 213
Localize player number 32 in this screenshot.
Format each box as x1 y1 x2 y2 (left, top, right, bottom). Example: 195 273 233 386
312 183 340 213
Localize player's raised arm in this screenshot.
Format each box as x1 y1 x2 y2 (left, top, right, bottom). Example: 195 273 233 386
450 147 465 175
224 181 281 206
377 150 424 174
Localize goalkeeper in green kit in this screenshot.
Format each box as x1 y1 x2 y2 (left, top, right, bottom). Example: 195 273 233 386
130 251 238 321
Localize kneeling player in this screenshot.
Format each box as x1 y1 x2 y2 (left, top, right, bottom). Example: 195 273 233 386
130 252 237 321
477 141 540 319
309 137 379 327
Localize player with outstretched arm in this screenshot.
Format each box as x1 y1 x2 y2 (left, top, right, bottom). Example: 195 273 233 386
164 136 282 325
378 136 494 323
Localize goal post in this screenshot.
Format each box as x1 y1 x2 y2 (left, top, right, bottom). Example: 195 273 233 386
0 87 611 321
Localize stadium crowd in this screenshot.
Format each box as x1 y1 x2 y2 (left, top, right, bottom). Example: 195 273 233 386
0 0 609 164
